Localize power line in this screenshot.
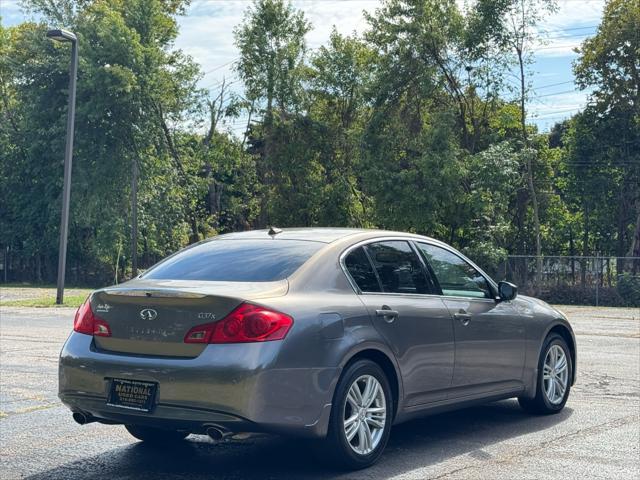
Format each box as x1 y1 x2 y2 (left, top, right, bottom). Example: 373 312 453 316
538 25 598 34
534 80 575 90
536 89 579 98
536 114 578 121
533 108 584 118
203 78 241 90
541 31 597 41
534 43 582 51
202 59 238 75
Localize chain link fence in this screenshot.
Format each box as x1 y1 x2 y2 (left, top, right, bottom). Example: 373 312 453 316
2 248 639 307
496 256 640 307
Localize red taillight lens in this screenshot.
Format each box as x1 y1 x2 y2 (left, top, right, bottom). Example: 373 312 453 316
184 303 293 344
73 299 94 335
73 298 111 337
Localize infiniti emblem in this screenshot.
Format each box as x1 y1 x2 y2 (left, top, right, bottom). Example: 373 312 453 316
139 308 158 321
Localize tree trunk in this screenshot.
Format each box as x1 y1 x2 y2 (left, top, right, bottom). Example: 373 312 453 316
208 180 223 229
155 102 200 243
35 254 42 283
581 205 590 287
242 100 255 148
569 225 576 285
628 210 640 274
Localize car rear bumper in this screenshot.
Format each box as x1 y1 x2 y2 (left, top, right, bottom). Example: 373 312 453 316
58 332 338 438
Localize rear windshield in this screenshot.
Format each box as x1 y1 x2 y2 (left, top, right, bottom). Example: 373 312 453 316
142 239 324 282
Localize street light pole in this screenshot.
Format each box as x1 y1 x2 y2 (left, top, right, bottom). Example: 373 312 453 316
47 29 78 305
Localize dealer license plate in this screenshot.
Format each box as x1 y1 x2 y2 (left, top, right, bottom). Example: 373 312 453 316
107 378 157 412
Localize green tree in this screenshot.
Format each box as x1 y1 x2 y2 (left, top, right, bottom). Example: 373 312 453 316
0 22 68 281
234 0 311 227
573 0 640 263
471 0 557 284
306 29 377 225
365 0 506 154
234 0 310 121
1 0 205 283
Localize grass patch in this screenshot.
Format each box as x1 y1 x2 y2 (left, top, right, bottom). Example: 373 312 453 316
0 294 89 308
0 282 93 289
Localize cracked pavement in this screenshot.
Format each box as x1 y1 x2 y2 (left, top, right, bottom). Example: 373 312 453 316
0 305 638 479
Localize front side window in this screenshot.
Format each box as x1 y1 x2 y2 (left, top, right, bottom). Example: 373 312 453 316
417 243 492 299
344 247 381 292
142 239 324 282
364 241 430 294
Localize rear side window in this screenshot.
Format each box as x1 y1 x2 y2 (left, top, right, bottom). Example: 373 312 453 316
344 247 381 292
365 241 430 294
142 240 324 282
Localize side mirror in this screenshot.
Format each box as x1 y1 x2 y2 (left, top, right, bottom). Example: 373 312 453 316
498 281 518 301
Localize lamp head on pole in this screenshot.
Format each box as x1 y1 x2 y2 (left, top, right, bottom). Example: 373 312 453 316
46 29 77 43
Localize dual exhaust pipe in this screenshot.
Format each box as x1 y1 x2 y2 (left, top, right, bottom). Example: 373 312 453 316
72 412 231 442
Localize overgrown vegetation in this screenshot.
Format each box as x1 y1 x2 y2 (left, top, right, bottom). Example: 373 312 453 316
1 0 638 291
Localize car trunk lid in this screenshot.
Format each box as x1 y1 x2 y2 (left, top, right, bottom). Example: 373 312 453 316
90 279 288 357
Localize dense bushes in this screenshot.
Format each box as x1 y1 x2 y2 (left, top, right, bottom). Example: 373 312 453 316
532 276 640 307
616 274 640 307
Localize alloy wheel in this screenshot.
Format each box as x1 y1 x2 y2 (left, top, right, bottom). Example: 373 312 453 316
543 344 569 405
343 374 387 455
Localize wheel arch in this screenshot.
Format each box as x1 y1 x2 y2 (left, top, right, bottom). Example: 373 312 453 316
545 322 577 385
340 347 402 420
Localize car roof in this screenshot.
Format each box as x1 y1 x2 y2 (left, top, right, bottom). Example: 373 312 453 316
211 227 438 244
212 228 370 243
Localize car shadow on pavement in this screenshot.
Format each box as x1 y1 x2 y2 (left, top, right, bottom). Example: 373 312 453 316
25 399 573 480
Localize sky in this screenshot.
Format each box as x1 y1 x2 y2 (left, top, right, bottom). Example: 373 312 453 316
1 0 607 132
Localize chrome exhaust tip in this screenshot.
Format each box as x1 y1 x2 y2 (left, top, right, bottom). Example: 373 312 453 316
72 412 96 425
205 426 227 442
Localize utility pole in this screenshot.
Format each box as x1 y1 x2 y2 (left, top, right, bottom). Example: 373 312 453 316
131 157 138 277
47 29 78 305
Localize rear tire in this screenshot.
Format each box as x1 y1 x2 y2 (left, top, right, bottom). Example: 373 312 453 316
519 333 572 414
316 359 393 470
125 424 189 444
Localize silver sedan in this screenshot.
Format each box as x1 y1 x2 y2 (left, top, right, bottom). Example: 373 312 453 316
59 228 576 469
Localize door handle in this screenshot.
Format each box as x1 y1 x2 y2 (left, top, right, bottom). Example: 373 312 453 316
454 310 472 325
376 307 399 323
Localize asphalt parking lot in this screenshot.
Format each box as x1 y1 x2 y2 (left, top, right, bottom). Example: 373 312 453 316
0 305 638 479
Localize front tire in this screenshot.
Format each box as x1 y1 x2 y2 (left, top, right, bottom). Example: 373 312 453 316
125 424 189 444
519 333 572 414
318 359 392 470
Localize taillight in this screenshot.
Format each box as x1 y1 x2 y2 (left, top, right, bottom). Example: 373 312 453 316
184 303 293 344
73 298 112 337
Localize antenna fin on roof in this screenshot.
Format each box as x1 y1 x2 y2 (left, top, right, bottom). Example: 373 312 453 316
268 226 283 236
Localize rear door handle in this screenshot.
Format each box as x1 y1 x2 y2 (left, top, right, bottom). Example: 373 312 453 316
454 310 472 325
376 307 399 323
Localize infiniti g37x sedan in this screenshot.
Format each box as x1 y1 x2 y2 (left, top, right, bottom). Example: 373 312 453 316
59 228 576 469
